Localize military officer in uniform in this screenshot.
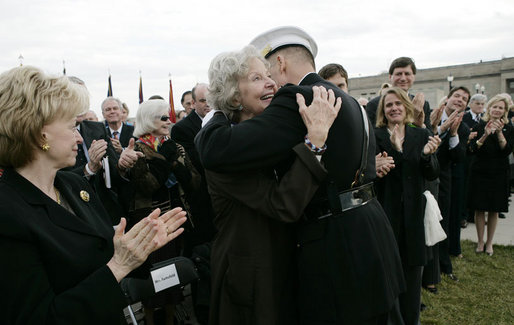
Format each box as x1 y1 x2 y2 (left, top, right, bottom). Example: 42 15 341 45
195 26 405 324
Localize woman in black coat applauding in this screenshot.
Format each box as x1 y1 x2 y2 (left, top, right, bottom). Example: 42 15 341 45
374 87 441 325
0 66 186 324
467 94 514 256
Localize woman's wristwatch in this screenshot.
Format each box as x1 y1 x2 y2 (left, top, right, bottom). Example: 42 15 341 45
304 135 327 155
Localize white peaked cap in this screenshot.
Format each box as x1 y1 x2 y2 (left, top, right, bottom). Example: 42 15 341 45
250 26 318 59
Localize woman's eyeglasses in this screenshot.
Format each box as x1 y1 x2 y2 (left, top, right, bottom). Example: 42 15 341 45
159 115 170 121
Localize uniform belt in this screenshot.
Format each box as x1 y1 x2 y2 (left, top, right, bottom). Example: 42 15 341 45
304 183 376 220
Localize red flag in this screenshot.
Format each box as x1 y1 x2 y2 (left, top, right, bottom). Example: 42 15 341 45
139 75 144 104
169 77 177 123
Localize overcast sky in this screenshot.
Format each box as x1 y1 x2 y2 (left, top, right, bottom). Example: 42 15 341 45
1 0 513 118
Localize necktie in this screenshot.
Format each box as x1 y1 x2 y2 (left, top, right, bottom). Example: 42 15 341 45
112 131 119 139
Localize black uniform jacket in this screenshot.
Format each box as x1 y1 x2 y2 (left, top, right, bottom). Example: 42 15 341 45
196 73 405 322
375 126 440 266
0 169 126 324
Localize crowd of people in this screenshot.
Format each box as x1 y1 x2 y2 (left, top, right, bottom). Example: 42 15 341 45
1 26 513 325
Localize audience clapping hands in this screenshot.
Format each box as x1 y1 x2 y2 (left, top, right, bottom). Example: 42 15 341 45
423 135 441 155
108 207 187 282
118 138 144 170
375 152 395 178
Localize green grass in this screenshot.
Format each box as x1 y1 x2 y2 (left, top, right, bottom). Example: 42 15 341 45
420 240 514 325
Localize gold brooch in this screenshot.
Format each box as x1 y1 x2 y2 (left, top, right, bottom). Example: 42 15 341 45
80 190 90 202
261 44 272 57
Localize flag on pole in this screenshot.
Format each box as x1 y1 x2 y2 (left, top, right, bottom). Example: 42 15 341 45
139 73 144 104
63 60 66 75
169 74 177 123
107 73 113 97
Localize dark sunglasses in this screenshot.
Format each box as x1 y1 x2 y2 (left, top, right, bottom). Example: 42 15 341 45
159 115 170 121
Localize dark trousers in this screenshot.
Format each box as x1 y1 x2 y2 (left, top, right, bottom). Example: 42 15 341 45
438 170 453 274
398 263 423 325
422 244 441 286
297 199 404 325
449 162 466 256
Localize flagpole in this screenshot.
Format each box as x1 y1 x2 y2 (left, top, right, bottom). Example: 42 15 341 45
139 70 144 104
169 73 177 123
18 54 24 67
63 60 66 75
107 69 113 97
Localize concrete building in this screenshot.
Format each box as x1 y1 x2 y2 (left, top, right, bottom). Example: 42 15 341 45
349 57 514 108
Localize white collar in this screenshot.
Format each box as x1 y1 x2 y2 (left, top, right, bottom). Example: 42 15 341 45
109 124 123 135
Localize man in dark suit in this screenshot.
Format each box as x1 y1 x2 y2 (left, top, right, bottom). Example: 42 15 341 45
461 93 488 224
196 26 405 324
433 86 471 279
170 83 216 323
181 90 194 115
101 97 135 153
366 57 432 129
67 112 142 224
171 83 211 174
318 63 349 93
463 93 487 130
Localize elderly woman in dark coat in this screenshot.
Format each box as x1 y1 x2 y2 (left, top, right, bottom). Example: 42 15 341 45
467 94 514 256
0 66 186 324
374 87 441 325
198 45 340 325
129 99 198 325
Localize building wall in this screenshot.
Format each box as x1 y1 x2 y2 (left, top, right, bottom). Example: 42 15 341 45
348 57 514 108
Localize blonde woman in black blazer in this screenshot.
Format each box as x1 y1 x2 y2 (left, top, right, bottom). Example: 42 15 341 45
374 87 441 325
0 66 186 324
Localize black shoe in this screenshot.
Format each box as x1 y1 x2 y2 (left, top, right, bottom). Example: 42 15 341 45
444 273 459 282
461 220 468 228
420 303 427 312
499 213 506 219
422 285 438 294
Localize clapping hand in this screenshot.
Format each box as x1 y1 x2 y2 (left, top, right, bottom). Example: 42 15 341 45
449 112 464 136
376 152 395 178
423 135 441 155
389 124 403 153
412 93 425 128
87 139 108 173
430 103 445 134
111 138 123 154
107 207 187 282
118 138 144 170
484 120 498 136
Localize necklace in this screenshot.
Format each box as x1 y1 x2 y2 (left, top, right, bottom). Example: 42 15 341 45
54 187 61 205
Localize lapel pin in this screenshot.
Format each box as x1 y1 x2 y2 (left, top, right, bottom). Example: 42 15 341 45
80 190 90 202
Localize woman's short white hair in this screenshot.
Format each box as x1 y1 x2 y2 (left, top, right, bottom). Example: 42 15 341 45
134 99 169 137
207 45 268 120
